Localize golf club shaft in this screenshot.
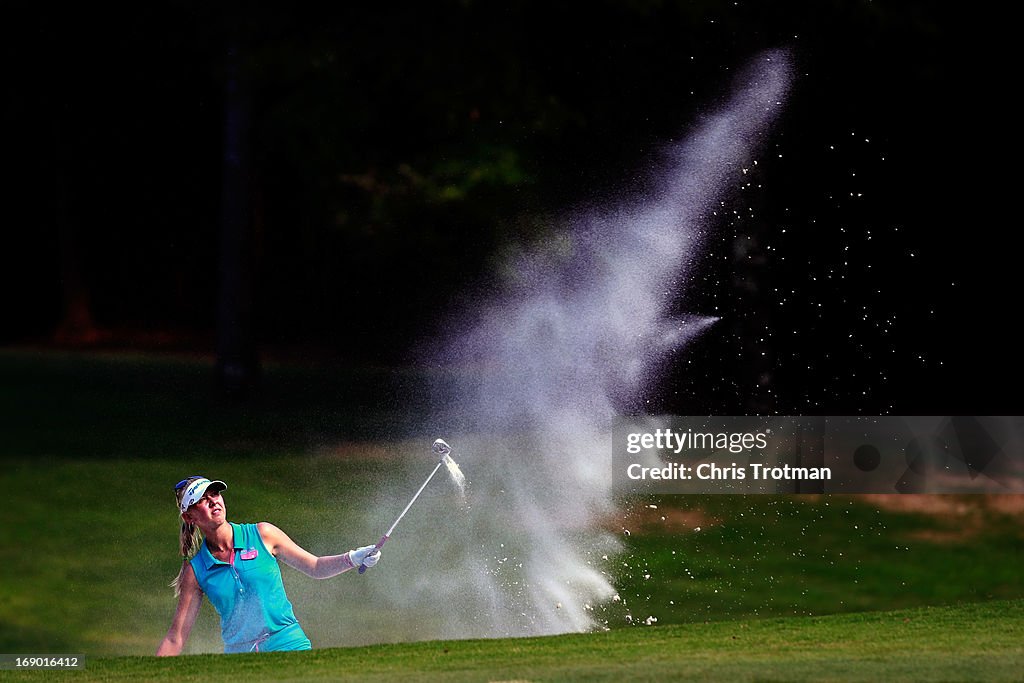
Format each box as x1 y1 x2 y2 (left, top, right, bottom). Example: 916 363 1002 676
385 460 444 538
358 459 445 573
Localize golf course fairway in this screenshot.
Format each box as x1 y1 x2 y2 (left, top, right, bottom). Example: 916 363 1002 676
9 599 1021 682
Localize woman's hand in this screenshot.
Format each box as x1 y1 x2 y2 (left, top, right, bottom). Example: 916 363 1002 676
348 545 381 569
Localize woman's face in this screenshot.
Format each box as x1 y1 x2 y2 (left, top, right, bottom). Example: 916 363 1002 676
183 490 225 526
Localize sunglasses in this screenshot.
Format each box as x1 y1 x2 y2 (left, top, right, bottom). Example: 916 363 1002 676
174 476 203 491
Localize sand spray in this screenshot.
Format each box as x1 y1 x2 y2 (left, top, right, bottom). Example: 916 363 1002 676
312 49 793 645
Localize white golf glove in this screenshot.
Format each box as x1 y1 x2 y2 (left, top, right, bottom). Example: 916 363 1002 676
348 545 381 569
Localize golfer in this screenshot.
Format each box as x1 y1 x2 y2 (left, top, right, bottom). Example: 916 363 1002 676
156 476 380 655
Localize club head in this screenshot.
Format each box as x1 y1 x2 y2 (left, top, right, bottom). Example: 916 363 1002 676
432 438 452 459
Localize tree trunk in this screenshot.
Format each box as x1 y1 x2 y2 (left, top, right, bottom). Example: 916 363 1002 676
215 12 260 397
52 79 100 346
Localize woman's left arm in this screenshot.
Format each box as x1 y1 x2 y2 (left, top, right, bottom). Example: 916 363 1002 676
258 522 369 579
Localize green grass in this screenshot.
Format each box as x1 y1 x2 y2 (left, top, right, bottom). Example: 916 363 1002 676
2 349 1023 670
0 349 437 654
4 455 1021 656
612 495 1024 625
7 600 1023 682
0 454 398 654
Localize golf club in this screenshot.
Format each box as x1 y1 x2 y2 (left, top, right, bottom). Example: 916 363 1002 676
358 438 453 573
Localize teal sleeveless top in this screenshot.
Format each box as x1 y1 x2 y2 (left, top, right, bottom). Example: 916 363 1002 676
190 522 311 653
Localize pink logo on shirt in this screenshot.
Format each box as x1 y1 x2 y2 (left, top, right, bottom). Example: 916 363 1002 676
241 547 258 561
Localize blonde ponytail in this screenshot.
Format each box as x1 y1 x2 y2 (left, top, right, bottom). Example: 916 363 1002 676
170 521 203 596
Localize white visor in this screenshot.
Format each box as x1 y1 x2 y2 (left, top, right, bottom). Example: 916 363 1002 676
179 477 227 513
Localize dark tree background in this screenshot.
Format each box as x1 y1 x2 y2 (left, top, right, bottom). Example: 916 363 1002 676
1 2 1015 415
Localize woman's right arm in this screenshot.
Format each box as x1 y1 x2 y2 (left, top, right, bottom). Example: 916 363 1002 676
155 563 203 656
